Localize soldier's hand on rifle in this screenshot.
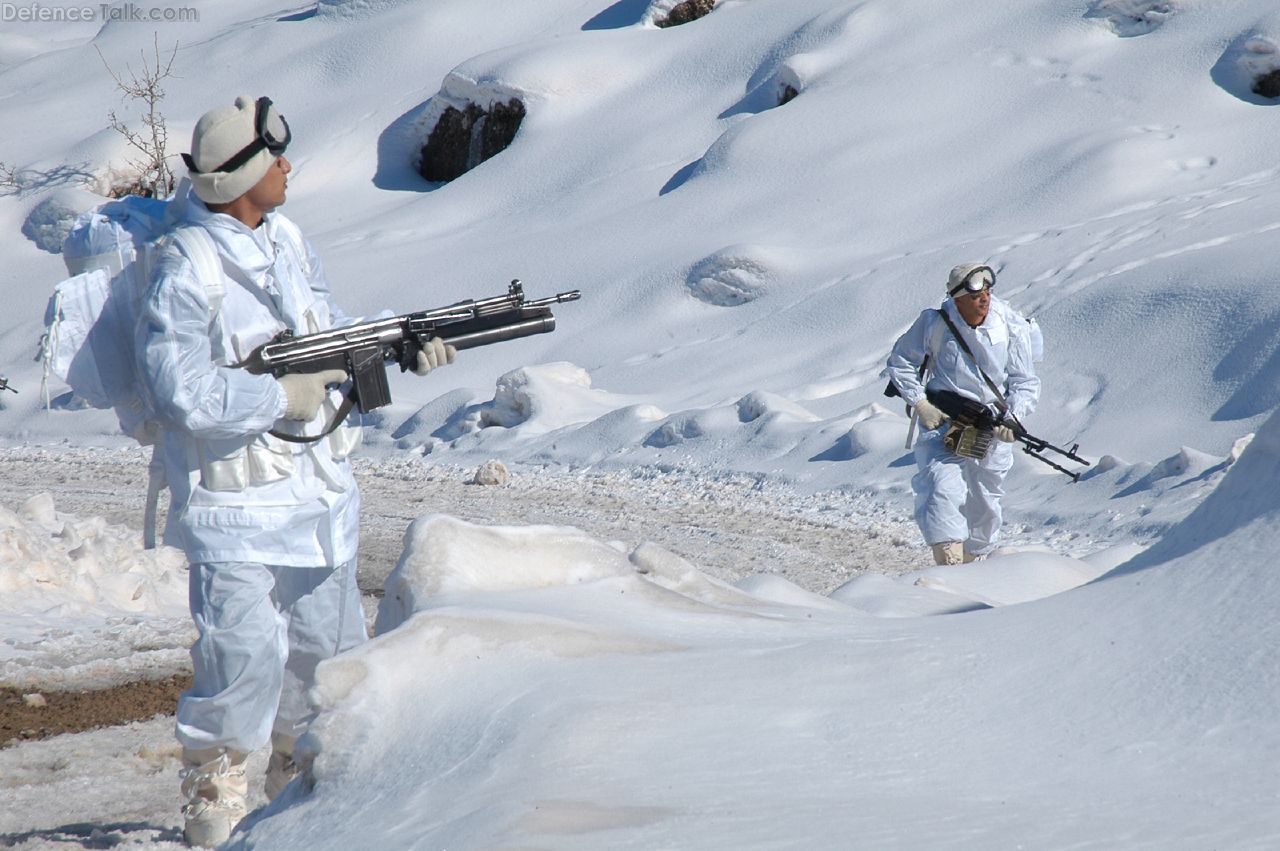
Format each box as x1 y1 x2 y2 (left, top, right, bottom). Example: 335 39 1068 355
279 369 348 421
914 398 946 431
412 337 457 376
994 414 1023 443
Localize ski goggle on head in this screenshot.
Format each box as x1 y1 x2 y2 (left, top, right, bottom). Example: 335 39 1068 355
948 265 995 298
182 97 291 175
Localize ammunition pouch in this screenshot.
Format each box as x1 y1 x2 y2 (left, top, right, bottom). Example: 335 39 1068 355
942 422 994 460
927 388 1001 460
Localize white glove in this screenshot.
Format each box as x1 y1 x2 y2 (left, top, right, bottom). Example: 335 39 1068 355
995 424 1017 443
278 369 347 421
913 398 946 431
412 337 457 376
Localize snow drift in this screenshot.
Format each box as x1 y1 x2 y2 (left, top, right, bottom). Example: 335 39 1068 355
230 408 1280 849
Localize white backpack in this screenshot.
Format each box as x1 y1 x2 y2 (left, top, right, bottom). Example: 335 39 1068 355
39 181 224 547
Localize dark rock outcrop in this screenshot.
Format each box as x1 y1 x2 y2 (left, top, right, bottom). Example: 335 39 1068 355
419 98 527 183
656 0 714 28
1253 69 1280 99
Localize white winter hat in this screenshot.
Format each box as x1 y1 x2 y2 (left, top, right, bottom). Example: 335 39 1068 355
182 95 290 204
947 262 995 297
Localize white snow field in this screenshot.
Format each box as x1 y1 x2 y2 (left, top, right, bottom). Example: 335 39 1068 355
1 0 1279 847
231 409 1280 850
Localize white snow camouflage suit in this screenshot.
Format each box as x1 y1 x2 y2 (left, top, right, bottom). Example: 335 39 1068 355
885 294 1041 557
136 189 368 753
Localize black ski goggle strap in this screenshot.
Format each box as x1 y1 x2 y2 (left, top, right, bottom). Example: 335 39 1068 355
181 97 291 175
948 265 995 298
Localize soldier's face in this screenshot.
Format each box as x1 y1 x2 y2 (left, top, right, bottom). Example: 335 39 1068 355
245 155 290 214
954 286 991 326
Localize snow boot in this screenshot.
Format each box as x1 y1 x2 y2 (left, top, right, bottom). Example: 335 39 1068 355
930 541 964 566
265 731 300 801
180 747 248 848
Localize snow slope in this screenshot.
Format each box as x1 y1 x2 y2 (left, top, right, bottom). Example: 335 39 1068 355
228 407 1280 849
2 0 1280 847
3 0 1279 509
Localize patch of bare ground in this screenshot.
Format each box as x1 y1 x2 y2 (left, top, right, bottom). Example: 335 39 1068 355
1 675 189 747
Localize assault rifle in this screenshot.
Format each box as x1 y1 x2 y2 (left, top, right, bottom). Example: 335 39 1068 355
926 388 1090 482
235 280 580 437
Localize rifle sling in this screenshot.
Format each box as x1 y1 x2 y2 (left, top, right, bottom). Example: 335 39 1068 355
268 389 357 444
934 309 1025 432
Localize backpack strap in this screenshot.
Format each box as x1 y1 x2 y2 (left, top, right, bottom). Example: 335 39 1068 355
143 441 165 550
140 224 224 550
926 310 947 362
169 226 224 314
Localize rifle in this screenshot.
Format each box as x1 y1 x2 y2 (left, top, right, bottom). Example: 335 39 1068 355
235 279 580 439
0 376 15 394
926 388 1090 482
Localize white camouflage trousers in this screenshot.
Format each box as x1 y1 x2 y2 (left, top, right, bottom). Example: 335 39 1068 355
911 425 1015 557
176 558 368 754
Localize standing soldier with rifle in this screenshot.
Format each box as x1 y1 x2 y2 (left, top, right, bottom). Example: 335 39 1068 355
141 95 578 847
135 96 459 847
884 263 1043 567
138 97 576 844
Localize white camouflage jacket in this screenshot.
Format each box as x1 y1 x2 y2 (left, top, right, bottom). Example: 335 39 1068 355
136 191 362 567
885 294 1041 421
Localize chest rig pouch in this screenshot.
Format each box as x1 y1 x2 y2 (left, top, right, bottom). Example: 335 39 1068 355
195 220 359 494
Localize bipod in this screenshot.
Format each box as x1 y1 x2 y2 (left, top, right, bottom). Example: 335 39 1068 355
1015 431 1089 482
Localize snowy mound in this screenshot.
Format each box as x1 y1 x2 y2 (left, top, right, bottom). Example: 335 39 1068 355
685 245 794 307
0 495 191 689
0 494 186 617
235 419 1280 847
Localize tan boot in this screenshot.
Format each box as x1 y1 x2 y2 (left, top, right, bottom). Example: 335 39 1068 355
962 549 987 563
265 731 300 802
930 541 964 566
180 747 248 848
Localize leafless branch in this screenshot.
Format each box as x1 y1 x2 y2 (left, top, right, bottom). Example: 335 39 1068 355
96 34 179 197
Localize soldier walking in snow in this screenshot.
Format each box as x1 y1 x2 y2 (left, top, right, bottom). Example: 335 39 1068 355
884 263 1041 566
136 96 455 846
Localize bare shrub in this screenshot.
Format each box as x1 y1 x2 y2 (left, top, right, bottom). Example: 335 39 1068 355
97 35 179 198
0 161 18 194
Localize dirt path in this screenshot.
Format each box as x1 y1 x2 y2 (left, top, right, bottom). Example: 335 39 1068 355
1 445 924 743
1 677 190 748
1 445 924 595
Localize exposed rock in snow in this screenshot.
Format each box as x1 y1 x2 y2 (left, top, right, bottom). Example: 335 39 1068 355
654 0 715 29
1084 0 1179 37
472 458 509 485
